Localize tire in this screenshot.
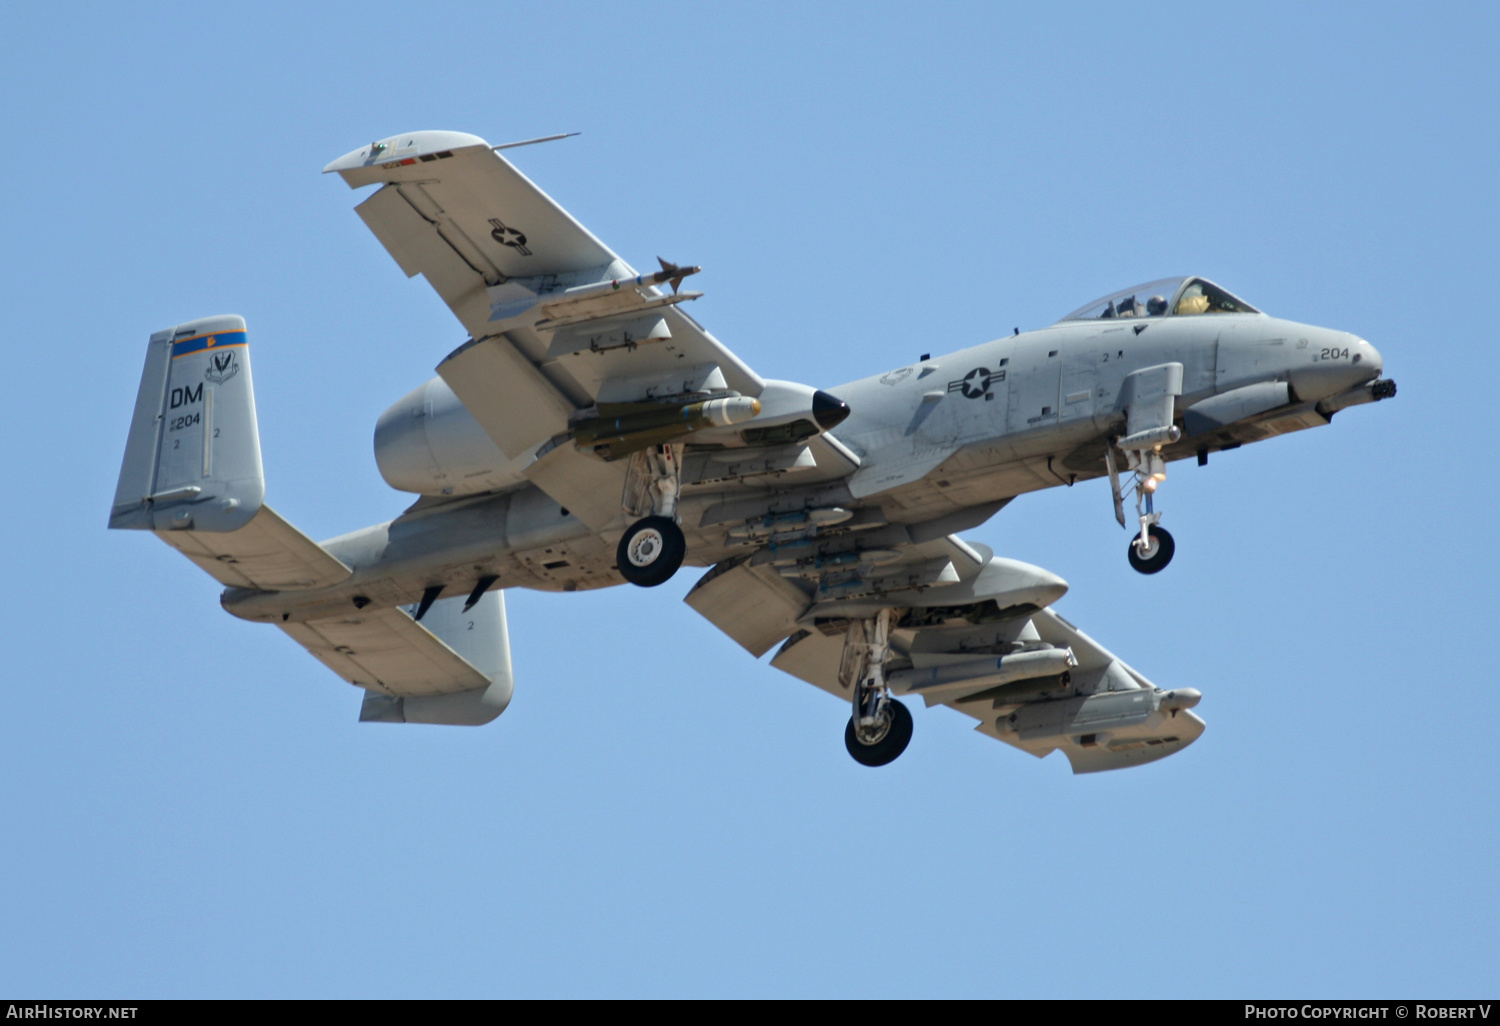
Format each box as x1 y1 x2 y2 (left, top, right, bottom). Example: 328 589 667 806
844 699 913 767
617 516 686 587
1127 525 1175 574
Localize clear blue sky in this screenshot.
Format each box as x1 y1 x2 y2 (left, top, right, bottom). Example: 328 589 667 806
3 1 1496 998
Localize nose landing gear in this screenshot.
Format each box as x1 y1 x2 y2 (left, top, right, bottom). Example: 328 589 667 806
839 609 913 766
1107 431 1179 575
1127 524 1174 574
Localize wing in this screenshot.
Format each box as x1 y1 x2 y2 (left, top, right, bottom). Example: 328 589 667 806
684 512 1204 773
326 131 766 526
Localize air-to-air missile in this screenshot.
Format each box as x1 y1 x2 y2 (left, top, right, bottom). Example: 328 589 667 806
524 259 705 329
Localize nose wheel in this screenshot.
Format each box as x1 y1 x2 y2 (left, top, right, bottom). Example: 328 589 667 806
617 516 686 587
1127 525 1175 574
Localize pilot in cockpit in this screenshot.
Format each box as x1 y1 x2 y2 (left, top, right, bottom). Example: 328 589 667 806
1176 282 1211 315
1109 294 1170 318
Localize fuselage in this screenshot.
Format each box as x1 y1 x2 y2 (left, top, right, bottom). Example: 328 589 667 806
222 300 1384 627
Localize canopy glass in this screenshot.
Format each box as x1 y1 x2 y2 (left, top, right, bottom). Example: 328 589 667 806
1058 277 1260 322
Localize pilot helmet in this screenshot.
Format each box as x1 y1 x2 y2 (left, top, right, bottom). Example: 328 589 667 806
1176 283 1210 315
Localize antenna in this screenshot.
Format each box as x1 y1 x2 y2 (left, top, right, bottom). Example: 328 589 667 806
491 132 581 152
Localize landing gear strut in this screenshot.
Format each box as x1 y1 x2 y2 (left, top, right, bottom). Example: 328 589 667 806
839 609 913 767
618 445 687 587
1107 431 1179 575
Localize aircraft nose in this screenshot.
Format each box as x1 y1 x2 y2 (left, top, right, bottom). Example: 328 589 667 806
1356 337 1384 380
1289 331 1382 401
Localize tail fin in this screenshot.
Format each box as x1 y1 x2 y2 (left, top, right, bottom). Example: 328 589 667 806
110 315 264 533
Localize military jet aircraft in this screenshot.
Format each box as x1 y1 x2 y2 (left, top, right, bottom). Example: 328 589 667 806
109 130 1396 773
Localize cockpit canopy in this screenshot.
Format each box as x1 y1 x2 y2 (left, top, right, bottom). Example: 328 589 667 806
1058 277 1260 323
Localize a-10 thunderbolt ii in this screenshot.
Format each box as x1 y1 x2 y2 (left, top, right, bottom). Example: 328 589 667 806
109 130 1397 772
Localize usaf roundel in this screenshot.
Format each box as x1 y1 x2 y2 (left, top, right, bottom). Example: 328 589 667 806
948 366 1004 398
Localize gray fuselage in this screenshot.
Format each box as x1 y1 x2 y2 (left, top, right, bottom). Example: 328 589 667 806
222 310 1381 626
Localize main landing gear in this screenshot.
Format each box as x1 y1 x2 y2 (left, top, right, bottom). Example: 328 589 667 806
617 445 687 588
617 516 686 587
839 609 913 767
846 698 913 767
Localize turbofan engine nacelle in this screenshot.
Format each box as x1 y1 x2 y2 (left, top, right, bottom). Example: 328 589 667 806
375 377 527 496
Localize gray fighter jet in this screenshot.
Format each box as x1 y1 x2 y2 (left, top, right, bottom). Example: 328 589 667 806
109 131 1396 772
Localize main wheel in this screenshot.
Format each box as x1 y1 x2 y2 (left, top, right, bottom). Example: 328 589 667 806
1127 525 1175 574
617 516 686 587
844 699 913 767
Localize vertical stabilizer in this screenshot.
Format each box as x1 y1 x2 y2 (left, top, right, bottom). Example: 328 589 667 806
110 316 265 532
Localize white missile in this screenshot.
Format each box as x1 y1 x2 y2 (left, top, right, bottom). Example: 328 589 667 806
888 647 1077 698
728 507 854 540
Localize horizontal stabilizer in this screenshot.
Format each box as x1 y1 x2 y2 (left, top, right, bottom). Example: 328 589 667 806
280 590 513 725
158 505 351 591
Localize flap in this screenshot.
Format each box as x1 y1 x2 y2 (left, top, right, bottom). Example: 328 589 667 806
437 333 576 460
684 559 813 658
521 442 632 531
156 505 351 591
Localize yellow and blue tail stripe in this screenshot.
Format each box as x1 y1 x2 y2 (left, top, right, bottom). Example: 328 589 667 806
171 331 248 358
